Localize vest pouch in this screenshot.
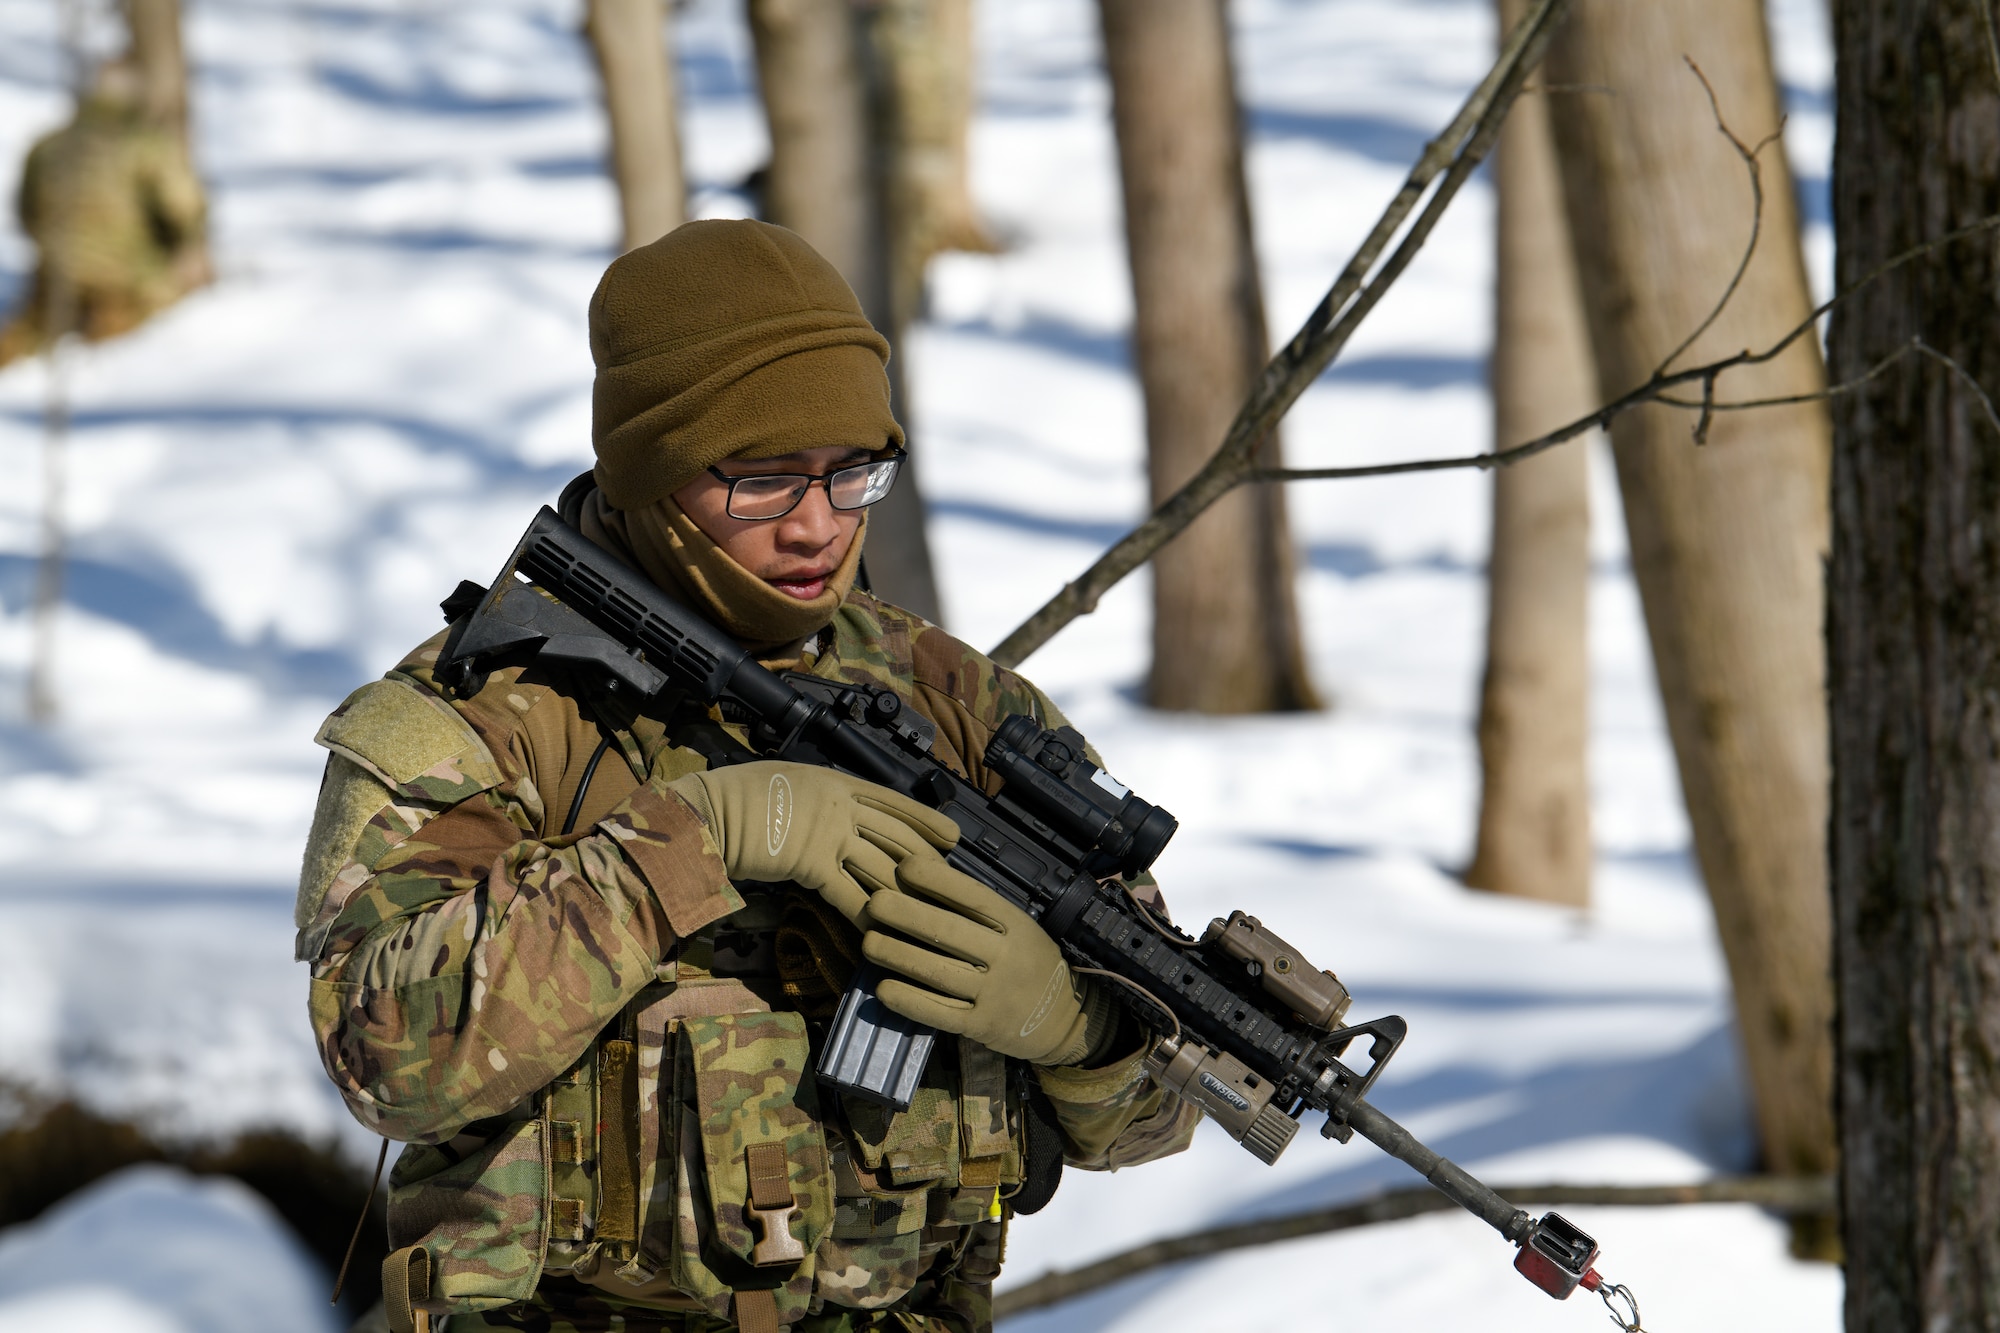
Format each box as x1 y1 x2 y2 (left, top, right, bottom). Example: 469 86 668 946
810 1048 969 1312
667 1009 834 1326
841 1078 963 1189
383 1114 550 1319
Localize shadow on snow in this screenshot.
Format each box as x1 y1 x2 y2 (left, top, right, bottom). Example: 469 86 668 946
0 553 363 699
1000 1022 1750 1329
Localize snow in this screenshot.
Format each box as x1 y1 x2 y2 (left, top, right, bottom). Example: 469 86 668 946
0 1165 340 1333
0 0 1839 1328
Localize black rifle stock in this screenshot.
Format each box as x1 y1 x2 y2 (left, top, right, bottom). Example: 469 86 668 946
437 508 1625 1307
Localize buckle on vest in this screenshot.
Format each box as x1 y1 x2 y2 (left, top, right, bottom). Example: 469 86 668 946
744 1141 805 1266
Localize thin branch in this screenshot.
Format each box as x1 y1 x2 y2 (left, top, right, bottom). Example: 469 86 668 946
1913 336 2000 437
1248 314 2000 489
1656 58 1784 374
1051 210 2000 633
992 1175 1836 1319
989 14 2000 669
987 0 1575 669
1693 369 1718 444
1654 338 1922 414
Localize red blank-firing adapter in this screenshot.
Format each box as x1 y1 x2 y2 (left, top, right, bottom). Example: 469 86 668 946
1513 1211 1605 1300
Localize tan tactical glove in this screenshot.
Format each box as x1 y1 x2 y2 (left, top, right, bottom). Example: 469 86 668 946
667 761 959 924
861 854 1112 1066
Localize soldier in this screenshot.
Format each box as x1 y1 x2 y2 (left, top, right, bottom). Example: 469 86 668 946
299 219 1198 1333
0 58 209 367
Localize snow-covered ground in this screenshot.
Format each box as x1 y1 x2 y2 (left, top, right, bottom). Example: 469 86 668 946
0 0 1838 1328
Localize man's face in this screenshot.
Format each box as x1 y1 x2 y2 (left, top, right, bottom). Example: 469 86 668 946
673 444 872 600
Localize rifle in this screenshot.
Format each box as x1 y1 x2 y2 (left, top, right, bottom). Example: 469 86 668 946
437 507 1643 1324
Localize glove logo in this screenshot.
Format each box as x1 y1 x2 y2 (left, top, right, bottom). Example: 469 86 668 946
1018 964 1066 1040
767 773 793 857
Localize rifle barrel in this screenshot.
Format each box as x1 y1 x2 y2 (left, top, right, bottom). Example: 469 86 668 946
1342 1099 1530 1243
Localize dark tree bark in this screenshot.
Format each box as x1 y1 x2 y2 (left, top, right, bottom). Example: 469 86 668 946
1828 3 2000 1325
1465 0 1596 907
1546 0 1836 1200
1099 0 1318 714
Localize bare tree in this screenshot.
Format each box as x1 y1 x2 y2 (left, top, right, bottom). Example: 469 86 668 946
1099 0 1317 713
748 0 872 280
1545 0 1837 1223
1464 0 1597 907
874 0 997 296
990 0 1576 670
1828 2 2000 1321
746 0 943 623
585 0 685 252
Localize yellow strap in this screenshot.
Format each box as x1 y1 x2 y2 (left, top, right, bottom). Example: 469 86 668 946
597 1038 639 1243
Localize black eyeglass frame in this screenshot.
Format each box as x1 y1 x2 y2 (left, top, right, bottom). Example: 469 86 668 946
705 447 906 521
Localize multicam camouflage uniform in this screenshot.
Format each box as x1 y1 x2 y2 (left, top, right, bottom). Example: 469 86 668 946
300 588 1199 1333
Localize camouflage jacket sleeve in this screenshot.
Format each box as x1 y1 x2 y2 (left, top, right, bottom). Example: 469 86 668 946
302 672 740 1145
1036 1041 1202 1171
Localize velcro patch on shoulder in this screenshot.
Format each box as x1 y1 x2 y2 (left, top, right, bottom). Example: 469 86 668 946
315 675 502 804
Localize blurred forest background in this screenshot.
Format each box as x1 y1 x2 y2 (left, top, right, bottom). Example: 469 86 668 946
0 0 1995 1330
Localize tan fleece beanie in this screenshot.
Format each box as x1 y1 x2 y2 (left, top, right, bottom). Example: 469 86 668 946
589 219 903 509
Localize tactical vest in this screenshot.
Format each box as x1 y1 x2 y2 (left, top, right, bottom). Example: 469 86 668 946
380 893 1029 1329
370 608 1051 1330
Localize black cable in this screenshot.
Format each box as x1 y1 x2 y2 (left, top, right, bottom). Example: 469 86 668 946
562 735 615 835
329 1138 390 1306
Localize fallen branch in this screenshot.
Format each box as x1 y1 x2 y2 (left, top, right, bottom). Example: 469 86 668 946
988 0 1574 669
992 1174 1835 1320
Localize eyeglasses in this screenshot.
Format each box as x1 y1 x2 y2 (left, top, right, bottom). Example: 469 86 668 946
706 449 904 521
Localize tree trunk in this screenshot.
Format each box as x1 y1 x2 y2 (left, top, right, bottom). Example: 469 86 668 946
1828 3 2000 1324
124 0 187 132
853 0 944 624
1545 0 1836 1195
585 0 685 252
876 0 996 276
747 0 943 623
748 0 873 282
1464 0 1595 907
1099 0 1317 714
